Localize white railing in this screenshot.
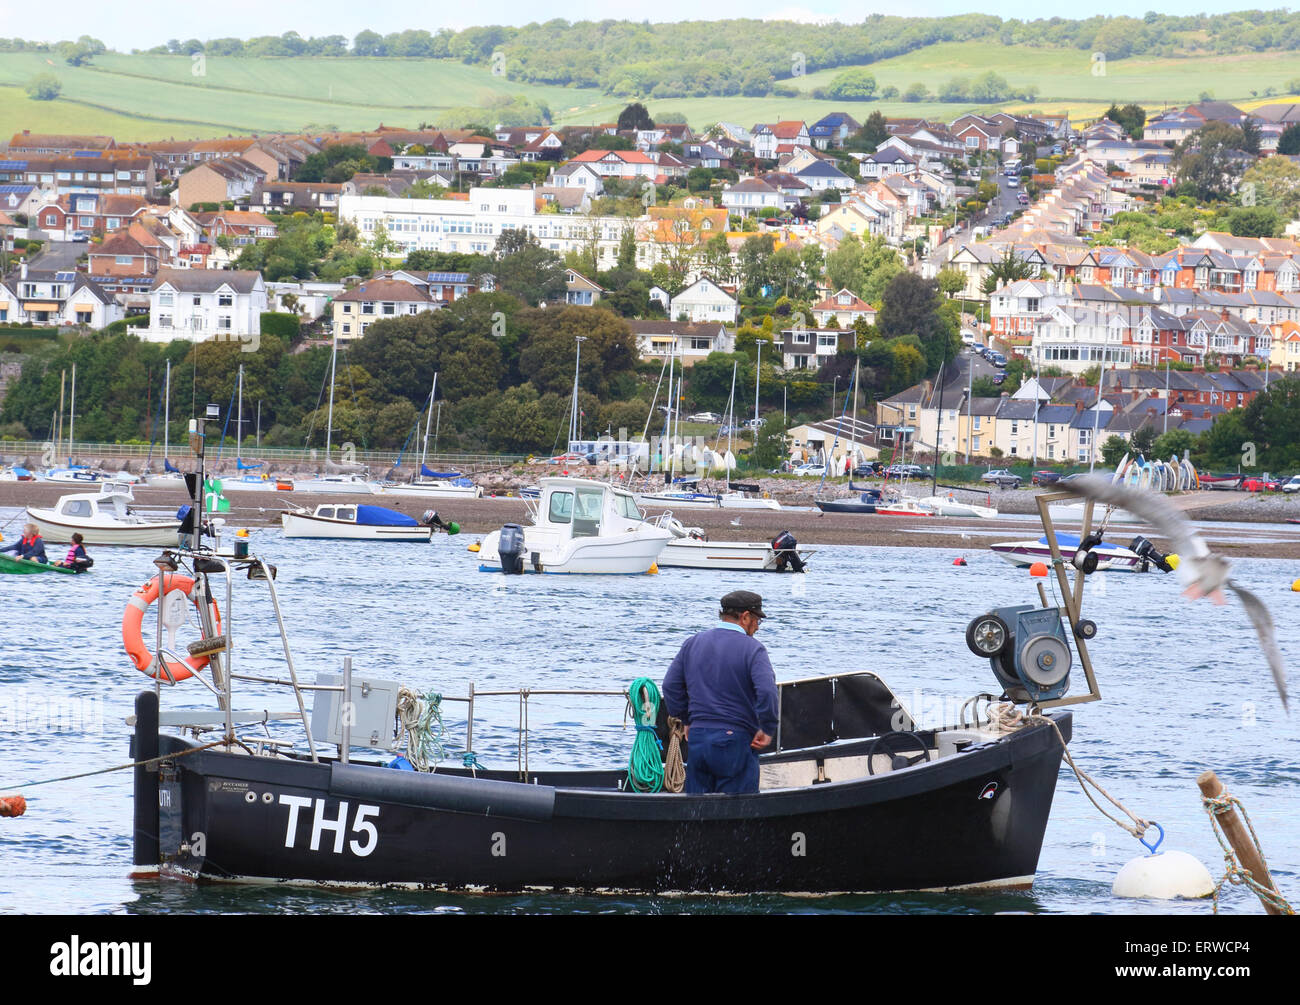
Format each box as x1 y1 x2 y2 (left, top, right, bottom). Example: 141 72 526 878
0 439 529 467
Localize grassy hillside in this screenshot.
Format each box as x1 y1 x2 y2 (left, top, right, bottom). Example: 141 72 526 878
2 42 1300 141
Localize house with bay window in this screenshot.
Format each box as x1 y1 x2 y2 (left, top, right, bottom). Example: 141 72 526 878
142 269 265 343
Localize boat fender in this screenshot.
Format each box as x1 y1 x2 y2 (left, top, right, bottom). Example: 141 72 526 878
953 557 968 566
121 574 223 683
647 563 659 575
329 762 555 821
0 795 25 817
1113 826 1214 900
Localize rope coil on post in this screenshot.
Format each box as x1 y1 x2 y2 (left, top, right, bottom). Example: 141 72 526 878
1202 791 1295 915
625 677 665 793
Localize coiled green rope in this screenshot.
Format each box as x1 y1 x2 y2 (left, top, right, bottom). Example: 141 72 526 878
626 677 665 793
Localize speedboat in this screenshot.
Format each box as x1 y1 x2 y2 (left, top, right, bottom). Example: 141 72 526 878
816 483 882 514
989 532 1173 573
281 503 449 541
476 477 671 574
656 519 811 571
40 465 106 484
718 482 780 510
26 480 181 546
223 473 294 493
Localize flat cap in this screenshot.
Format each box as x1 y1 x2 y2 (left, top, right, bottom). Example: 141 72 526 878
720 590 766 619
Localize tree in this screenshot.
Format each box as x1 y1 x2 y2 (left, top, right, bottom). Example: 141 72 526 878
1100 434 1129 468
936 268 967 298
1277 122 1300 156
515 306 638 398
1104 103 1147 141
1239 157 1300 219
826 68 877 100
750 415 789 469
1152 428 1194 460
847 110 888 153
1174 122 1251 201
617 103 654 131
1130 425 1156 456
24 73 61 100
492 229 566 306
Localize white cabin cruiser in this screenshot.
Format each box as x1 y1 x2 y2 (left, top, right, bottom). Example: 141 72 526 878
291 472 376 495
915 492 999 519
374 467 483 499
476 477 671 574
26 480 182 546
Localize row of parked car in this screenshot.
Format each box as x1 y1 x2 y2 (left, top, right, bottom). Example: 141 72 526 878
1242 474 1300 493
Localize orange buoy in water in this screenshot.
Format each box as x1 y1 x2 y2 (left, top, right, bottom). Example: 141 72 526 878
1029 562 1049 578
953 557 968 566
647 563 659 575
0 795 26 817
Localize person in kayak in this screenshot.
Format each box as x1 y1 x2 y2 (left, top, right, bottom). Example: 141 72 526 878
0 523 48 563
56 532 92 572
663 590 779 795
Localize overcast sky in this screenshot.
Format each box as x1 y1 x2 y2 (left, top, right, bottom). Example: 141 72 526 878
0 1 1282 50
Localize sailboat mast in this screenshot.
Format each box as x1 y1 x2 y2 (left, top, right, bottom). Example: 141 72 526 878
68 363 76 464
256 400 261 449
325 334 338 458
570 337 586 450
851 358 859 475
726 361 738 490
236 363 244 460
663 349 674 484
163 359 171 461
56 369 66 457
420 372 438 470
932 359 944 498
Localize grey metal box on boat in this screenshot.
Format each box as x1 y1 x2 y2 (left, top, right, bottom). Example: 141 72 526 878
311 672 401 751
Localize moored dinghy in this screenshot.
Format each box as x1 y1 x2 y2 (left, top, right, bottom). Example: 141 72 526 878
280 503 456 541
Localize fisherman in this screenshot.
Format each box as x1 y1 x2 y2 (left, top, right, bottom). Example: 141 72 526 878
0 523 48 563
663 590 779 795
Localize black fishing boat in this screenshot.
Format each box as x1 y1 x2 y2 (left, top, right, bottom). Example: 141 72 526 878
123 409 1108 894
815 483 883 514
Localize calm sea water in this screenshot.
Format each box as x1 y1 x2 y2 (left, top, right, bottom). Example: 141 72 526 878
1 508 1296 915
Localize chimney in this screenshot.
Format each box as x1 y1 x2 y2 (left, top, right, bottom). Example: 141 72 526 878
1220 309 1230 322
19 261 27 280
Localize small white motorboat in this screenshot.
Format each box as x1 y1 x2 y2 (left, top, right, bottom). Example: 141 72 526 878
874 497 938 517
476 477 670 574
27 480 181 546
40 465 106 484
718 482 781 510
373 467 482 499
656 520 811 571
291 472 377 495
222 473 295 493
281 503 450 541
915 492 999 519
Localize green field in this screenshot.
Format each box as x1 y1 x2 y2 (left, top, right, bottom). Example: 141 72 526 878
2 42 1300 141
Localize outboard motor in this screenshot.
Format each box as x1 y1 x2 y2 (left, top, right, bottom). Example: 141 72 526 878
422 510 460 535
1128 535 1173 573
771 530 805 573
965 604 1074 703
497 523 526 575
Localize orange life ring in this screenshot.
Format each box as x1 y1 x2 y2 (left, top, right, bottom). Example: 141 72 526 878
121 573 222 683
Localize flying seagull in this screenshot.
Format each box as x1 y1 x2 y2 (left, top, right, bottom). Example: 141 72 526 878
1059 474 1288 710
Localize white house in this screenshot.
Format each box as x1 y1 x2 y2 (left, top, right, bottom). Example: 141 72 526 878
142 268 266 343
720 177 783 215
669 277 738 324
0 264 122 328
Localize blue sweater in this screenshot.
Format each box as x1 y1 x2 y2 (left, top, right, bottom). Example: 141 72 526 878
663 624 779 737
0 535 47 563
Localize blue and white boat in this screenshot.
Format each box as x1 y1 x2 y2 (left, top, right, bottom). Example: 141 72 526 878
280 503 441 541
374 464 482 499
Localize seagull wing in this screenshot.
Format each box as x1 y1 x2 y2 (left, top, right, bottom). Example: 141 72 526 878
1227 579 1289 712
1057 474 1198 555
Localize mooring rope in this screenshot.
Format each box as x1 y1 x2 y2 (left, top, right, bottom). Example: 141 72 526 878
987 703 1152 843
396 687 446 772
1202 791 1296 915
0 737 238 795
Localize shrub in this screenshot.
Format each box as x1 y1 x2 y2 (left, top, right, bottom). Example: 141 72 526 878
260 312 301 341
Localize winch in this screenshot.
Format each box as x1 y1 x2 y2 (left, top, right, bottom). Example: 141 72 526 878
965 603 1074 703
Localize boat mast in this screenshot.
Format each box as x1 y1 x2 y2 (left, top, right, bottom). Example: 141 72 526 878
663 348 674 484
256 400 261 449
163 359 171 463
325 333 338 459
851 357 859 474
56 369 66 459
236 363 243 462
68 362 76 465
725 361 738 491
569 336 586 452
420 372 439 471
932 358 944 498
1089 364 1105 473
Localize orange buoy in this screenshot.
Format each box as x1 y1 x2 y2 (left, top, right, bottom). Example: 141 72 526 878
953 557 968 566
1029 561 1049 577
0 795 26 817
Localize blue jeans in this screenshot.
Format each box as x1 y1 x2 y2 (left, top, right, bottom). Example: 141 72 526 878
685 727 759 794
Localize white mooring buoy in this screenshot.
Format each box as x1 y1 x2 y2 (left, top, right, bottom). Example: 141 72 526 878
1112 822 1215 900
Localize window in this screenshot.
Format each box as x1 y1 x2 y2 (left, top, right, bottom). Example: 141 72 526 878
342 304 352 313
336 507 356 522
218 316 232 330
382 302 396 315
218 293 232 307
115 256 132 266
362 303 374 315
75 311 92 324
342 323 351 334
192 295 202 307
159 314 172 328
973 437 981 452
548 491 574 524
